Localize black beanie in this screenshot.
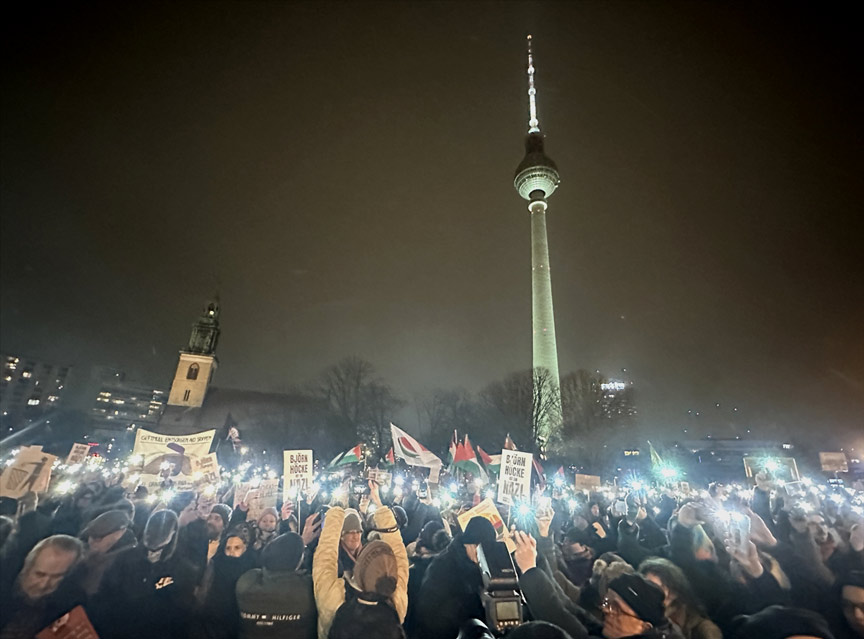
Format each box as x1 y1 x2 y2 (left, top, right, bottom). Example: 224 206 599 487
730 605 835 639
261 532 305 572
608 573 666 627
462 517 497 546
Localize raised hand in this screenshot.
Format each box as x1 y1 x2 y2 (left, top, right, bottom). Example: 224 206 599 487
301 512 322 545
512 530 537 573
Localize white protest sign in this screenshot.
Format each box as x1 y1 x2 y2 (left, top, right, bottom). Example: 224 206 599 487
0 447 57 498
191 453 221 485
366 468 392 488
235 478 279 522
65 443 90 465
497 450 532 506
283 449 314 496
132 428 215 491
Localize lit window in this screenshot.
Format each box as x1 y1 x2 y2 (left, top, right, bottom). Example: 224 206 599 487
27 398 40 406
186 363 200 380
47 396 58 402
21 371 32 378
3 376 10 382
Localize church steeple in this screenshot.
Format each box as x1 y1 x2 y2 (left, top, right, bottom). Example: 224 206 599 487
167 300 220 408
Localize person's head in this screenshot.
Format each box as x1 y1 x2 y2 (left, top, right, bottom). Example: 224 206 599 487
142 509 179 564
462 517 497 564
82 510 131 555
168 491 199 527
74 487 96 511
18 535 84 600
562 526 592 559
730 605 836 639
206 504 231 540
354 540 398 599
602 573 666 639
261 532 305 572
590 503 601 518
257 508 278 534
841 572 864 637
224 533 247 558
639 557 704 613
807 514 829 544
417 519 445 552
341 509 364 554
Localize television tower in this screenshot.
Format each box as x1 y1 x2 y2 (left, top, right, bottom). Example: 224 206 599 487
513 35 563 451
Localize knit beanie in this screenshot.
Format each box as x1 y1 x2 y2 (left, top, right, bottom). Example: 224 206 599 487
210 503 231 528
462 516 497 546
354 540 398 597
261 532 305 572
730 605 835 639
608 573 666 627
342 509 363 534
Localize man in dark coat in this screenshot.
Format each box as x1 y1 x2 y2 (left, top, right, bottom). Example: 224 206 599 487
235 532 317 639
93 509 199 639
414 516 497 639
76 509 138 596
0 535 87 638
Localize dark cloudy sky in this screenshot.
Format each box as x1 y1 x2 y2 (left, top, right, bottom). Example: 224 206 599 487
2 2 861 446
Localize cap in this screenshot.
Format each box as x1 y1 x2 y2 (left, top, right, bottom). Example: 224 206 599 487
82 510 130 539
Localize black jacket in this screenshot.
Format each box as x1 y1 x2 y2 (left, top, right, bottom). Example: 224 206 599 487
414 535 484 639
235 567 317 639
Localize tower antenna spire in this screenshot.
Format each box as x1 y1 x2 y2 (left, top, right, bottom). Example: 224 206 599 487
527 34 540 133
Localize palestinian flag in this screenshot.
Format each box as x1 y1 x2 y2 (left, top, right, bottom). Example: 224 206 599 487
327 444 362 468
446 431 458 471
458 435 488 483
390 424 442 471
504 434 517 451
477 446 501 475
384 447 395 466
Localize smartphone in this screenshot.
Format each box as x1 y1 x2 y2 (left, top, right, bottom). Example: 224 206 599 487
730 513 751 553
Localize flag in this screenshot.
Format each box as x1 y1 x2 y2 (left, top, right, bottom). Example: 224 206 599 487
647 440 664 467
477 446 501 474
390 424 442 471
446 430 458 472
327 444 362 468
384 447 395 466
456 435 488 482
504 434 517 451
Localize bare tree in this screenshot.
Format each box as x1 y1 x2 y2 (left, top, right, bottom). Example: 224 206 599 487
416 388 476 456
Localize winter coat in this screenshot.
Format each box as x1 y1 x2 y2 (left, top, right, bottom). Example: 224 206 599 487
93 544 199 639
312 506 408 639
0 574 86 639
198 551 257 639
414 534 485 639
328 581 406 639
405 554 436 638
519 565 593 639
76 528 137 595
236 567 317 639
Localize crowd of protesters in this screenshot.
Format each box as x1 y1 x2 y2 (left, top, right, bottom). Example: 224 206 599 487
0 466 862 639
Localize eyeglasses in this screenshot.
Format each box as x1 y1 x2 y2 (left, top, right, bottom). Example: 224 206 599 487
601 597 643 621
843 600 864 615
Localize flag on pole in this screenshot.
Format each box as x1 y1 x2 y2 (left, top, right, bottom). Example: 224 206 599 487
477 446 501 474
504 434 517 451
446 430 458 472
647 440 664 467
457 435 488 482
390 424 442 471
384 447 395 466
327 444 362 468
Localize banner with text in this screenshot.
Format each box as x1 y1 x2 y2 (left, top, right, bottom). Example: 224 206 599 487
65 443 90 465
283 449 314 496
234 478 279 521
497 450 532 506
132 428 215 491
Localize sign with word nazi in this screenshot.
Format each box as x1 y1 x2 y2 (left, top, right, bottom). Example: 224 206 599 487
283 449 314 495
497 449 532 506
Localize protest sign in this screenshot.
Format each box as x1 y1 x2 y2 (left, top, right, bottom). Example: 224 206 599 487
742 456 800 484
457 498 514 552
366 468 392 488
283 449 314 496
573 473 601 493
36 606 99 639
65 443 90 466
497 450 532 506
191 453 220 485
132 429 215 491
234 478 279 521
819 452 848 473
0 446 57 498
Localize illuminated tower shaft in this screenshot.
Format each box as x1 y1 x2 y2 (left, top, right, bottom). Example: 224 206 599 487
514 36 563 450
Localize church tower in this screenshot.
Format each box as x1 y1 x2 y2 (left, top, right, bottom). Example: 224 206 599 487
513 36 563 451
167 300 220 407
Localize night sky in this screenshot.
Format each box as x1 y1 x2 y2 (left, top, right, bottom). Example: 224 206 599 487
2 2 861 445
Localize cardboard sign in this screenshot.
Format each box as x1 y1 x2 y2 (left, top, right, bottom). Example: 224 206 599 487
819 452 848 473
283 449 314 495
457 497 515 552
0 447 57 498
497 450 532 506
191 453 221 485
573 473 602 493
65 443 90 466
743 456 800 484
132 429 215 491
36 605 99 639
234 478 279 521
366 468 392 488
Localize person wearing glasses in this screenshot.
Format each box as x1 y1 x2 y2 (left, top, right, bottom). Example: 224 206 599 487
601 573 685 639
